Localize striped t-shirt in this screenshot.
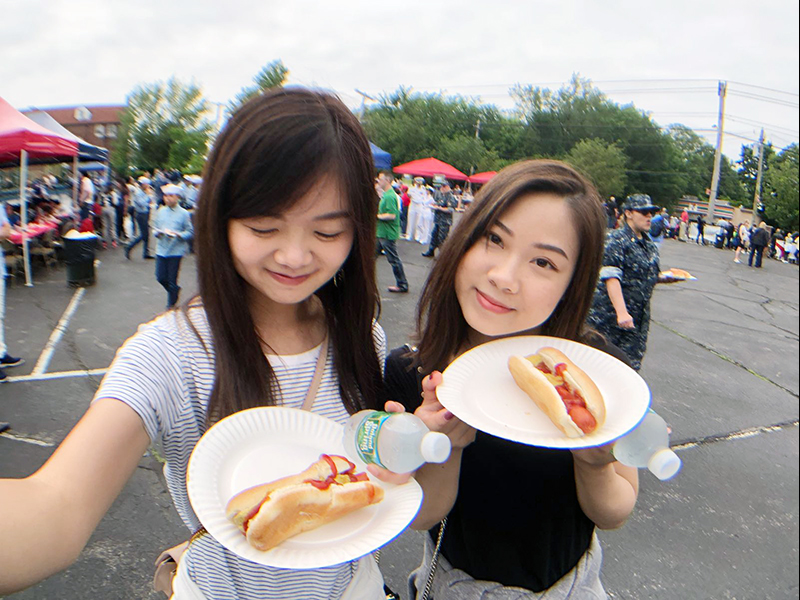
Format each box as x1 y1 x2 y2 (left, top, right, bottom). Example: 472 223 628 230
94 305 387 599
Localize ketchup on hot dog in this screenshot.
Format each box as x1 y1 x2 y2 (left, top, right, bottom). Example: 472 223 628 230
533 360 597 434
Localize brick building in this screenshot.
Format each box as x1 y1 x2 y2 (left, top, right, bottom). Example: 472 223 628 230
21 105 126 151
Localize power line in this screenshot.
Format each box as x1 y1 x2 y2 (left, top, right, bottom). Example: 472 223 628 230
416 78 721 90
726 115 799 136
728 81 799 98
381 79 799 106
646 112 718 117
727 90 799 108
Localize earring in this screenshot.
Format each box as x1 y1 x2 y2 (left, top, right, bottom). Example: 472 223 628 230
333 269 345 287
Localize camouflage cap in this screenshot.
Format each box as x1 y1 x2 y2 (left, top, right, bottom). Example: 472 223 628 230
623 194 659 212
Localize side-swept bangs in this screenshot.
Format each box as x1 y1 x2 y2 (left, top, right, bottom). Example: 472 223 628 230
415 160 605 373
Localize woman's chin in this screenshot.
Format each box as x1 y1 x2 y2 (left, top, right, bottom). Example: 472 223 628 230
467 319 541 343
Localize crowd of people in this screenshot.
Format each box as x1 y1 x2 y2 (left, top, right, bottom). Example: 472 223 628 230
399 177 472 248
603 197 799 267
0 87 795 599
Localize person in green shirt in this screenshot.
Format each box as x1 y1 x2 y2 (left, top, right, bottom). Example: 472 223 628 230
376 171 409 293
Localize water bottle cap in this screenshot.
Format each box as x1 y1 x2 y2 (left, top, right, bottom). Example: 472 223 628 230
648 448 682 480
420 432 452 464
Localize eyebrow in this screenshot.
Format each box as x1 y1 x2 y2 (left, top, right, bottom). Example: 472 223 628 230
494 220 570 259
313 210 350 221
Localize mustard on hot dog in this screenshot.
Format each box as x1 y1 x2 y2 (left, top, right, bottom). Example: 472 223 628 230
508 347 606 437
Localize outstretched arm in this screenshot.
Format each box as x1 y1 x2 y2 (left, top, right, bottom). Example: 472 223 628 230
571 446 639 530
0 399 150 594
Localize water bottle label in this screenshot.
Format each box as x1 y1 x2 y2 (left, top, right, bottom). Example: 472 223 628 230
355 412 390 469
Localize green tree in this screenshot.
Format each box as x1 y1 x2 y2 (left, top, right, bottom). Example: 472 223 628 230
229 60 289 114
565 138 627 199
110 108 136 177
111 77 211 173
737 142 776 202
362 89 520 174
511 74 684 204
668 125 745 204
763 144 799 230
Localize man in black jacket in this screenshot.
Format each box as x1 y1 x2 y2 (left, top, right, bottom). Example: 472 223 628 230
748 222 771 268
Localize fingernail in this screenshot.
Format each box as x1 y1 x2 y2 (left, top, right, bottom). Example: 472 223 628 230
444 411 455 421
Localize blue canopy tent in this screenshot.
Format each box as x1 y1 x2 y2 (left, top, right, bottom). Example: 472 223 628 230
370 142 391 170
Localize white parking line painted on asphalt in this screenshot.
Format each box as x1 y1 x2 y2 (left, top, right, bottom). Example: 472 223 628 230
673 419 799 450
5 367 108 384
31 287 86 375
0 431 55 447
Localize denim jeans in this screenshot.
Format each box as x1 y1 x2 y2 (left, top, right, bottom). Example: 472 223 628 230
127 211 151 257
155 255 183 307
376 238 408 290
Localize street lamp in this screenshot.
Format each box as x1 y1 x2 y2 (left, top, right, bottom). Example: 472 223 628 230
354 89 377 122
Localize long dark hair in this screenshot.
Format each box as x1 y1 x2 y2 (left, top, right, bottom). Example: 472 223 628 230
414 159 606 373
191 87 383 423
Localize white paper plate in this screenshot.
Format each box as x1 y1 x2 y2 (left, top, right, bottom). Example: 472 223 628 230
436 336 651 449
187 406 422 568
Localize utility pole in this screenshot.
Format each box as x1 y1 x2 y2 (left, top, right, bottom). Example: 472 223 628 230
707 81 727 221
752 128 765 225
468 118 481 193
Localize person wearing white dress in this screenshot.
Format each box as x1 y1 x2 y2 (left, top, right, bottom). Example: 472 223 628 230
404 179 427 242
417 186 435 245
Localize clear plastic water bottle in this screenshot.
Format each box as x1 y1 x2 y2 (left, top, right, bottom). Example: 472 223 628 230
343 410 452 473
612 410 682 480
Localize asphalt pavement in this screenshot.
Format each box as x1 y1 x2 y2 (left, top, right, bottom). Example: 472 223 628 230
0 235 797 599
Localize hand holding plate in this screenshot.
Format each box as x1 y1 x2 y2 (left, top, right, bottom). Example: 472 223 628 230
416 371 476 449
571 442 616 467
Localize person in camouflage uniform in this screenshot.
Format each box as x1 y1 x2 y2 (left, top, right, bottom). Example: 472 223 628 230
588 194 674 370
422 180 458 258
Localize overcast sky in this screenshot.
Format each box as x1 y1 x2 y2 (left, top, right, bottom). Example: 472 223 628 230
3 0 798 161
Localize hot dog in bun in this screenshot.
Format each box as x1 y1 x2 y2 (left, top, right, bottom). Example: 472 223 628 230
226 454 384 551
508 347 605 437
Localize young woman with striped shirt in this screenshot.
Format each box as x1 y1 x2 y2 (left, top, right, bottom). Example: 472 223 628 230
0 88 393 600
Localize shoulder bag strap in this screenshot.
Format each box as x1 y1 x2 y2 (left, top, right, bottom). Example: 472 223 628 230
419 517 447 600
301 333 329 411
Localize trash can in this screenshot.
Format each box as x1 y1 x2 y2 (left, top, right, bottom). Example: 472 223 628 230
63 234 99 287
714 230 726 249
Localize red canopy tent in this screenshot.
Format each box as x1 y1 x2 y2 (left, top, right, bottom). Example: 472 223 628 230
0 97 78 163
393 157 468 181
468 171 497 184
1 96 79 286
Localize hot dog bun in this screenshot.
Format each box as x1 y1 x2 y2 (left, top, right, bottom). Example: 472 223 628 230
225 454 384 552
244 479 383 552
225 454 355 528
667 268 693 279
508 347 605 437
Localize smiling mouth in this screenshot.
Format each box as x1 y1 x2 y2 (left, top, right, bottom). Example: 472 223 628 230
476 289 513 313
268 270 312 286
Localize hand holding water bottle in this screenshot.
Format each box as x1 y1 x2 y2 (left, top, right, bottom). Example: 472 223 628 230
612 409 681 480
344 406 451 475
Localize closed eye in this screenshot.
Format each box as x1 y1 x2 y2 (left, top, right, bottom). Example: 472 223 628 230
316 231 345 240
248 226 277 236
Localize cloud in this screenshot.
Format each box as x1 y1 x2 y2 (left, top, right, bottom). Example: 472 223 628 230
2 0 796 159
